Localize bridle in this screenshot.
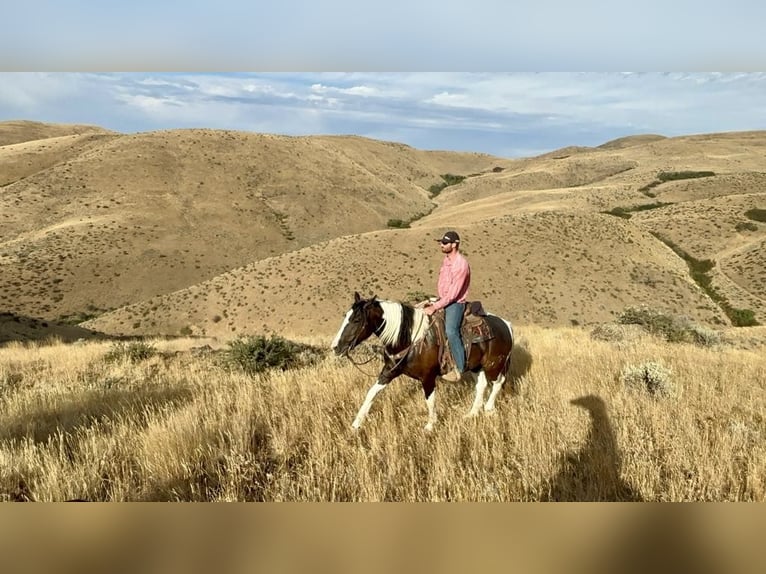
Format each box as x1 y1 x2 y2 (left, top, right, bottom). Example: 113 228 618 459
342 307 381 376
342 304 413 377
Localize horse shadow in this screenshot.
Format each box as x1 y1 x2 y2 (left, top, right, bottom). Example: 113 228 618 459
537 394 643 502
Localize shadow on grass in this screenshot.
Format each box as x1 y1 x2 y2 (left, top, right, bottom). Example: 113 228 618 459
538 394 643 501
0 386 194 445
138 419 279 502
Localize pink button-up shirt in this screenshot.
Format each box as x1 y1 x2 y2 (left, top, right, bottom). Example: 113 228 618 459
431 251 470 311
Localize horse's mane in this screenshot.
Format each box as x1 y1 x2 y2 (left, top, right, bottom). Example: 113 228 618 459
377 300 430 348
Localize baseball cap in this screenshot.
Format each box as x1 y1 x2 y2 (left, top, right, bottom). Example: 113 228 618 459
435 230 460 244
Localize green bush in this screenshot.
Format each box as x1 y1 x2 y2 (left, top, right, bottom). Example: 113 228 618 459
735 221 759 232
649 233 759 327
104 341 157 364
602 202 672 219
657 170 715 182
744 208 766 223
386 219 410 229
428 182 447 197
222 335 323 376
638 171 714 196
441 173 466 186
428 173 467 198
617 306 721 345
728 308 758 327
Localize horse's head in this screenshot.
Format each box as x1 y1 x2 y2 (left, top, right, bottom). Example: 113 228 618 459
331 292 383 355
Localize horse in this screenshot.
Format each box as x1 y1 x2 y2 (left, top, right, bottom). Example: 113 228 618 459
331 292 514 431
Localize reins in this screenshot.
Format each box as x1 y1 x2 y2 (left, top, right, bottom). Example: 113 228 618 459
346 347 379 377
344 311 417 378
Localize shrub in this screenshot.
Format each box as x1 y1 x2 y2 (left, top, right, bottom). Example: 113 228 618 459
728 308 758 327
386 219 410 229
620 361 675 397
735 221 758 232
604 202 673 219
686 324 722 347
618 306 688 342
428 182 447 197
441 173 466 186
589 323 644 343
744 208 766 223
221 335 323 376
617 305 721 345
104 341 157 364
657 170 715 182
602 207 632 219
428 173 467 198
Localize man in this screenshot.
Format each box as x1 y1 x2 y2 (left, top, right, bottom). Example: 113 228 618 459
423 230 471 382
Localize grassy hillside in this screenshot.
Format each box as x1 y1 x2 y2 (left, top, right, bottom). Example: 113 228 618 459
1 124 500 322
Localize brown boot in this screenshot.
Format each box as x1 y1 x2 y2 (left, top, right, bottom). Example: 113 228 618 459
441 368 463 382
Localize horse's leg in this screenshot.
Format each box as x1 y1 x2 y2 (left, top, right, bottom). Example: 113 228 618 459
352 379 388 430
484 373 506 413
422 376 437 432
467 371 488 417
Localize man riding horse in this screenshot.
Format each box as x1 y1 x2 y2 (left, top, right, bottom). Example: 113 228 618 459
422 230 470 383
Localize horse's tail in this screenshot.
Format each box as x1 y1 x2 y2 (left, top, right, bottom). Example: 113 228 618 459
502 318 514 374
484 313 514 374
487 314 514 375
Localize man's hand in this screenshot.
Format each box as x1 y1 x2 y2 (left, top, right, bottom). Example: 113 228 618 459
423 304 436 316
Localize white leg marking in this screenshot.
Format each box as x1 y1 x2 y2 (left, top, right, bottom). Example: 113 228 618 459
424 390 437 432
468 371 488 417
331 309 352 350
352 382 386 429
484 374 506 412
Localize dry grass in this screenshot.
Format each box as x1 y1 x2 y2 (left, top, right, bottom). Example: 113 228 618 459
2 328 763 502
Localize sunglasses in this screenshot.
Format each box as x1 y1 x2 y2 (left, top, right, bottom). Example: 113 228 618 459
440 239 454 245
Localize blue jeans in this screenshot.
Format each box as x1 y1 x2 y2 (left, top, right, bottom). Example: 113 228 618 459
445 302 466 372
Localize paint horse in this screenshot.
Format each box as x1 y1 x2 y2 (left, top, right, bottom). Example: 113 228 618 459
331 292 514 431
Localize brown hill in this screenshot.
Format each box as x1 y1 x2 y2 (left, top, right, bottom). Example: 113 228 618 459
1 126 501 322
83 211 728 338
597 134 667 150
3 122 766 342
0 312 106 345
0 120 113 147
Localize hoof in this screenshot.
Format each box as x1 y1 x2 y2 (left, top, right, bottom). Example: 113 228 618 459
464 410 480 419
483 407 497 416
424 422 435 432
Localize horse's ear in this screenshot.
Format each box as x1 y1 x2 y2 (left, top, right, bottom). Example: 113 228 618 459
354 291 361 303
371 294 377 301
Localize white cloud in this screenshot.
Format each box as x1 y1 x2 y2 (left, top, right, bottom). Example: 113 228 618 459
2 72 766 157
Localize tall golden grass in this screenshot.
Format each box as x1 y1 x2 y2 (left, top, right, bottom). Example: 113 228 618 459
1 326 764 501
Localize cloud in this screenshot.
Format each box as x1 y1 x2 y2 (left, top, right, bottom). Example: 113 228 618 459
1 72 766 157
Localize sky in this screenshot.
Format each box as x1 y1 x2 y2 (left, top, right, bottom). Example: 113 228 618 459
1 72 766 158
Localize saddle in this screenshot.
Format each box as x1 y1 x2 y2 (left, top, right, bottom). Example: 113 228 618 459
429 301 494 375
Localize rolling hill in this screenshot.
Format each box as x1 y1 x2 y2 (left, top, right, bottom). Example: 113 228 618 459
1 121 765 343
